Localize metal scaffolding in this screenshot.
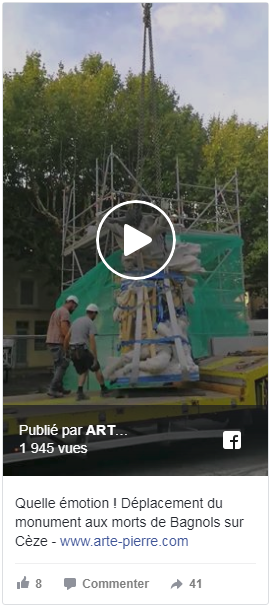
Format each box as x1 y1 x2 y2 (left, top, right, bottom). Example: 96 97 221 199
61 145 242 290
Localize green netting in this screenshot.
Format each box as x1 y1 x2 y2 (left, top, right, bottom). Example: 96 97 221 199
57 233 248 390
176 234 248 358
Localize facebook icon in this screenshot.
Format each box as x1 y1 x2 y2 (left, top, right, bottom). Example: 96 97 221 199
223 431 241 450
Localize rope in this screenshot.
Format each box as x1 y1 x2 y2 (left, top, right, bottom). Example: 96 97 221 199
147 8 162 197
136 19 147 193
136 4 162 198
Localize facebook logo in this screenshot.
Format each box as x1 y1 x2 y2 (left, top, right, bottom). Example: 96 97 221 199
223 431 241 450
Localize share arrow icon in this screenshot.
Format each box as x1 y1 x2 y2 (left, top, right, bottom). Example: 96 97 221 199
171 579 183 589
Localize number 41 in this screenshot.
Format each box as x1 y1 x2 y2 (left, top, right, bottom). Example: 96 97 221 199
190 579 202 588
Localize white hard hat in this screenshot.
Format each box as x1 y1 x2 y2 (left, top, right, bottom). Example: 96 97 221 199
66 295 79 305
86 303 99 313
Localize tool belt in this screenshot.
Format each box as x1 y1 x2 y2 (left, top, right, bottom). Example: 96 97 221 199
70 345 86 360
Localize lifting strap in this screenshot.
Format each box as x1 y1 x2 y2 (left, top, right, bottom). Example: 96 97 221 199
136 3 162 199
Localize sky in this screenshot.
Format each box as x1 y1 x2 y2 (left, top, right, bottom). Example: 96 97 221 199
2 2 269 126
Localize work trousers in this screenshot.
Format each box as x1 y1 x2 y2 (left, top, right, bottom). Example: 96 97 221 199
48 345 70 392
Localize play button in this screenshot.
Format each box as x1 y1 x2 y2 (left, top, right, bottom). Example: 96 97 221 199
96 199 176 280
123 224 152 256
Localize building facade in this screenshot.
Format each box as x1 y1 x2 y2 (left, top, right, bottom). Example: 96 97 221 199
3 259 59 368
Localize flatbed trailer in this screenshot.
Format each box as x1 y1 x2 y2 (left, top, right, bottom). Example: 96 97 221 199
3 351 267 464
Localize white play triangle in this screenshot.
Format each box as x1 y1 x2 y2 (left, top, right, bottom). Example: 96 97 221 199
123 224 152 257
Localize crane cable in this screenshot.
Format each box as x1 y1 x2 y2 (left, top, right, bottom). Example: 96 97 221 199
136 3 162 199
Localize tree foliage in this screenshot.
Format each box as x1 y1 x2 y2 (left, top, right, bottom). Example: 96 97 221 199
3 52 268 289
200 116 268 287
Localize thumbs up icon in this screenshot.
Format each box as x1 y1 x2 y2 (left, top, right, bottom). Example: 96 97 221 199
17 577 29 589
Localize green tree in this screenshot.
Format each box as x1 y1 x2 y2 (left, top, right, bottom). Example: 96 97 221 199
4 52 207 282
112 72 206 196
199 115 268 288
4 53 267 291
3 52 121 281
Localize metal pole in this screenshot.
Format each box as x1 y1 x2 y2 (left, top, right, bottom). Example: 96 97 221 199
100 153 110 204
234 168 246 318
61 189 66 291
95 158 99 266
62 187 74 286
113 153 151 199
215 177 224 296
220 190 236 230
235 169 241 236
110 145 114 204
201 250 232 288
110 145 114 253
72 180 76 283
96 152 110 264
73 251 83 277
95 157 99 212
215 177 219 232
176 156 182 225
186 173 236 233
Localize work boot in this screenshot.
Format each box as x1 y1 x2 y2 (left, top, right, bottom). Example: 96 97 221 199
47 390 64 399
76 391 89 401
59 387 71 395
100 386 110 397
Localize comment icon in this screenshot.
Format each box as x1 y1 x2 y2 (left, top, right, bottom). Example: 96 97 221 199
64 578 76 590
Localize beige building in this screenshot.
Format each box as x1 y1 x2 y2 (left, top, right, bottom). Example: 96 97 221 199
3 259 59 368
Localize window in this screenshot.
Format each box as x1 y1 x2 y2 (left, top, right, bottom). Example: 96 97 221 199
20 279 34 306
34 321 48 351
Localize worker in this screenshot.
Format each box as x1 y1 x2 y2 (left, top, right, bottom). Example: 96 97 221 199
46 295 79 398
64 303 109 401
